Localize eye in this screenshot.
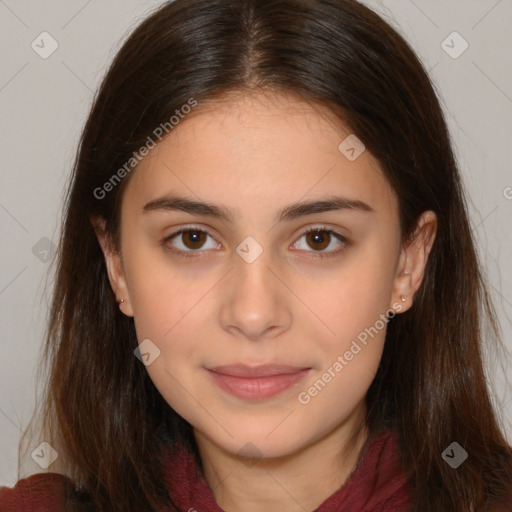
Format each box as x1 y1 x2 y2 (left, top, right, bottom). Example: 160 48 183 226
292 226 349 258
161 224 349 259
162 225 219 258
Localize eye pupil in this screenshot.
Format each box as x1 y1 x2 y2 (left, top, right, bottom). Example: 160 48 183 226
184 230 205 249
307 230 330 251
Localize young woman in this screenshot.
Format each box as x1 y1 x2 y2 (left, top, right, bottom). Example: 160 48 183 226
1 0 511 511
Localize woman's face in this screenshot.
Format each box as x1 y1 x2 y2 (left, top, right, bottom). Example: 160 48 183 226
100 91 434 460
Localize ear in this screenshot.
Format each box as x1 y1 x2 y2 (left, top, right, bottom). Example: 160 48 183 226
90 214 134 317
391 210 437 313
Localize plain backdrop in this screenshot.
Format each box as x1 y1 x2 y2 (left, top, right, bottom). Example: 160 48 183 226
0 0 511 487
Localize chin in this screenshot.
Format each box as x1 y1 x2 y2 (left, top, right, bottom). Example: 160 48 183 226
213 423 310 461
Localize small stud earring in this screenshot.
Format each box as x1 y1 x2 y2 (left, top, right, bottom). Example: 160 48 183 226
400 295 406 302
117 298 125 305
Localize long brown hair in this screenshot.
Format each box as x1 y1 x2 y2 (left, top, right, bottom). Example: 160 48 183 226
20 0 512 510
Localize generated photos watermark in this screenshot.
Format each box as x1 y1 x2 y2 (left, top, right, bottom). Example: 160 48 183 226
93 98 198 200
297 302 403 405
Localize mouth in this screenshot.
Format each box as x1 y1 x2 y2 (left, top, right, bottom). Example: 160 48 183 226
205 364 311 400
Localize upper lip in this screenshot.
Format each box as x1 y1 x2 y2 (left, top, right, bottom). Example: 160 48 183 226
207 364 311 378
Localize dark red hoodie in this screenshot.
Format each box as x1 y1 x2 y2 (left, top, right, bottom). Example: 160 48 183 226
0 430 412 511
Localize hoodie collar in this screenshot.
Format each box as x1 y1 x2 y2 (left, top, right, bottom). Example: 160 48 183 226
161 429 411 512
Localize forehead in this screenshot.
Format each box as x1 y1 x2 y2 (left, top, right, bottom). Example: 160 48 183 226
121 90 397 222
156 90 356 158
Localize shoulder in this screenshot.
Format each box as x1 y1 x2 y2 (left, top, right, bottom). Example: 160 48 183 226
0 472 84 511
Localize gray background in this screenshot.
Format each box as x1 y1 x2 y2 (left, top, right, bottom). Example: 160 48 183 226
0 0 511 486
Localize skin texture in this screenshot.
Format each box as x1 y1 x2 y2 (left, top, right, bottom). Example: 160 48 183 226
94 90 437 511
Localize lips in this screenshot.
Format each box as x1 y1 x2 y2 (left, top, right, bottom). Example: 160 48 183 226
207 363 311 378
205 364 311 400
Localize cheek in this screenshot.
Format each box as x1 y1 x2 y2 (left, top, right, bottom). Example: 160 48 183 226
125 240 209 339
294 264 393 429
307 244 397 356
125 256 211 421
124 244 218 375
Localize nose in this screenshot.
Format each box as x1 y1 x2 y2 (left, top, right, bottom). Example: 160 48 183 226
218 245 292 342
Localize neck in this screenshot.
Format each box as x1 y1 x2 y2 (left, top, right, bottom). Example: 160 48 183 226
193 402 369 512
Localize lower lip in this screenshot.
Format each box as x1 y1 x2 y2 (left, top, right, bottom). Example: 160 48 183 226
206 368 310 400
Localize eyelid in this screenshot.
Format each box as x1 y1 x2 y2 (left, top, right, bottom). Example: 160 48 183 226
161 223 349 259
161 224 220 258
291 225 349 258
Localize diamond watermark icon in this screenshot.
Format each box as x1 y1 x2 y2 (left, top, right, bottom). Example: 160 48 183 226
441 32 468 59
237 442 262 468
236 236 263 264
338 134 365 161
442 442 468 469
31 32 59 59
32 237 57 263
134 338 161 366
31 442 59 469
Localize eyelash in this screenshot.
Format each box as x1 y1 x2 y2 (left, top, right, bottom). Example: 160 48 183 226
161 224 350 260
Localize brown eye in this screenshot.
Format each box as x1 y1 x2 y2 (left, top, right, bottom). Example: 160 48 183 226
180 230 207 250
305 230 331 251
162 227 219 257
162 225 348 260
293 227 349 258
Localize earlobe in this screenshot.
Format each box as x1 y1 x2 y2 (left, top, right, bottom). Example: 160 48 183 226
391 211 437 313
90 214 134 317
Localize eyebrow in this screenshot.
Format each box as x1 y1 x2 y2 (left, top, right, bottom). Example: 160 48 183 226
141 194 374 223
